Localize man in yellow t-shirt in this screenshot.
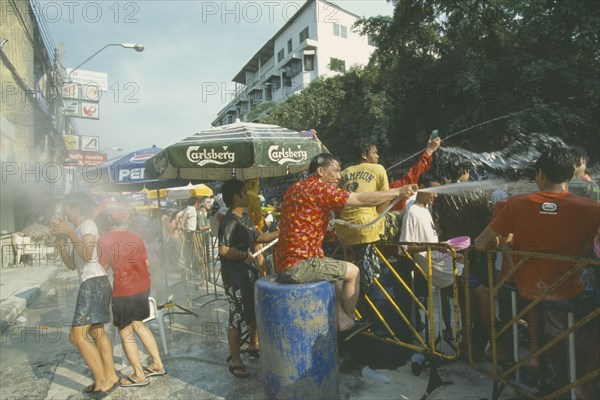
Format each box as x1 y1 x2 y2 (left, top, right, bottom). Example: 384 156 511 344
336 142 389 297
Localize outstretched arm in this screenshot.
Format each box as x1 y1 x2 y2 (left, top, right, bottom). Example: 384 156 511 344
390 137 441 187
346 184 417 208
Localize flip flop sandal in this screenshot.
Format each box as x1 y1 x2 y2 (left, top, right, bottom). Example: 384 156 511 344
228 365 250 378
246 349 260 359
83 376 120 394
143 366 167 377
120 376 150 388
341 320 372 342
86 383 117 399
519 368 540 390
83 383 95 393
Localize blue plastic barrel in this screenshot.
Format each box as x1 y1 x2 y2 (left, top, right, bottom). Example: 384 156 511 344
255 275 340 400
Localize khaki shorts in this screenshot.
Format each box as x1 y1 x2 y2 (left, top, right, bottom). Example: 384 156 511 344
278 257 347 284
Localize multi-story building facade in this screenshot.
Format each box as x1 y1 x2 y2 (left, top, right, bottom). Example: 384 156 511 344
0 0 65 232
212 0 375 126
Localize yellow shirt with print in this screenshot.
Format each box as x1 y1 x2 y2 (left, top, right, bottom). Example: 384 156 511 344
335 163 389 245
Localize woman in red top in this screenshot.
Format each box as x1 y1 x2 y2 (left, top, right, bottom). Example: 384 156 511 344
96 212 166 388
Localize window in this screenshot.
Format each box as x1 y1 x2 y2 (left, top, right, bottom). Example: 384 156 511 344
277 49 285 63
333 23 347 38
304 54 315 71
270 76 281 91
265 85 273 100
287 39 292 53
290 59 302 77
329 58 345 73
299 27 309 43
282 72 292 87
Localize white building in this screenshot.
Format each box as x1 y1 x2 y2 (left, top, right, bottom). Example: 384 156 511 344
212 0 376 126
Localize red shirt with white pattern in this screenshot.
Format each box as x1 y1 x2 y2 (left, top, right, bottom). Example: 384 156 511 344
389 151 433 211
275 175 350 272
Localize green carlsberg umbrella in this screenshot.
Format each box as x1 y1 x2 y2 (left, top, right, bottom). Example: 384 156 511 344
145 121 325 181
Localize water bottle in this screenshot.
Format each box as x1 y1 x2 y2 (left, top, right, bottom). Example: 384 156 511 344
410 352 426 376
51 203 66 240
361 366 391 383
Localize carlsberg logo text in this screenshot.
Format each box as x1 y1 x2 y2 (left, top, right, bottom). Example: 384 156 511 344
186 146 235 166
268 146 308 164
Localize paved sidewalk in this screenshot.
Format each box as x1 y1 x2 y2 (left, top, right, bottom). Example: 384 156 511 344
0 264 61 331
0 262 512 399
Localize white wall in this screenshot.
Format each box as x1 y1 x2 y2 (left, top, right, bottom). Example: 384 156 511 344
214 0 377 124
270 3 317 103
314 0 375 77
273 4 318 62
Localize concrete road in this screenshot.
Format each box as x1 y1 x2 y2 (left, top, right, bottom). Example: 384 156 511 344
0 268 512 399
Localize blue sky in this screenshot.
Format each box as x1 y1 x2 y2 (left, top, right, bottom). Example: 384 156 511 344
41 1 394 155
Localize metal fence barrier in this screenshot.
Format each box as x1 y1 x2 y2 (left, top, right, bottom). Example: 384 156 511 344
463 249 599 400
326 238 599 400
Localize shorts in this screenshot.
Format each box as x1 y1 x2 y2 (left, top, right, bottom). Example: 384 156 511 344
468 250 490 289
224 282 255 330
111 289 151 329
351 243 381 297
72 276 112 327
380 211 403 242
278 257 347 284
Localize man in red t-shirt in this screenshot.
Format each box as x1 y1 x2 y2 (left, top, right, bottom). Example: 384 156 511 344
475 148 599 396
275 153 416 340
96 212 166 388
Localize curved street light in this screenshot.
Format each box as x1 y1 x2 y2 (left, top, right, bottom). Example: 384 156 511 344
101 146 124 152
66 42 144 82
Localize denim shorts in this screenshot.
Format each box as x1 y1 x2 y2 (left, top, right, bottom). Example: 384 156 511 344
278 257 347 284
72 276 112 327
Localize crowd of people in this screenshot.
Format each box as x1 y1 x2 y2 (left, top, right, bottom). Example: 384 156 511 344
48 138 598 397
271 141 598 397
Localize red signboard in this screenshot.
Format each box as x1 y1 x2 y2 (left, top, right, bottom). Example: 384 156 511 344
65 151 107 166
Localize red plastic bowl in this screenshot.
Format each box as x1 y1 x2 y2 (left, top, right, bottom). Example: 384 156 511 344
447 236 471 251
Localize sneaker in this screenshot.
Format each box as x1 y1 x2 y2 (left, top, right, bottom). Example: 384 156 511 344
341 320 372 342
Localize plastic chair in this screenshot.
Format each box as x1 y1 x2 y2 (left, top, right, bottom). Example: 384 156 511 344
12 233 40 266
113 296 169 366
145 297 169 355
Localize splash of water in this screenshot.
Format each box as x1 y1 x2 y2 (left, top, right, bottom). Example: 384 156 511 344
417 180 537 195
418 172 597 198
432 132 567 174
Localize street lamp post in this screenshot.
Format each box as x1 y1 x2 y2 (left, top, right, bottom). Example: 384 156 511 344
65 43 144 82
61 43 143 195
101 146 124 152
62 42 144 134
101 146 124 160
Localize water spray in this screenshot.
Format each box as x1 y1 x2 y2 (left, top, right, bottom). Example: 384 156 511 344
386 99 571 172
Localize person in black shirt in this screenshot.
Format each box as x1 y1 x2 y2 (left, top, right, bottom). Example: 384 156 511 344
218 179 278 378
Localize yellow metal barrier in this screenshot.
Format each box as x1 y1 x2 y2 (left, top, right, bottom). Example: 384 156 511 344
332 241 462 361
463 249 599 400
327 238 599 399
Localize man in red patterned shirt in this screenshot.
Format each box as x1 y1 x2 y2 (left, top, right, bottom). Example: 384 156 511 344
275 153 416 339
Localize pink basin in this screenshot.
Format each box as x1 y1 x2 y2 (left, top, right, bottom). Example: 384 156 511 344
447 236 471 251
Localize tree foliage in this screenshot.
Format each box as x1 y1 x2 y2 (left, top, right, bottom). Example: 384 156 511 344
260 0 599 164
